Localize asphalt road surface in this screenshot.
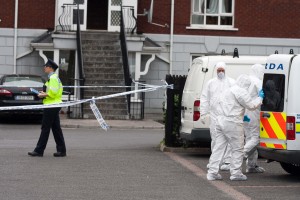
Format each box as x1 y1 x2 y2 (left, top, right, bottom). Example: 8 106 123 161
0 122 300 200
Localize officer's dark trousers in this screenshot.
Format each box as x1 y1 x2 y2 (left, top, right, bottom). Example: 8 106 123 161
34 107 66 154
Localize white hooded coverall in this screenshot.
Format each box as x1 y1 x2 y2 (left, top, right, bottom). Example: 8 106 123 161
200 62 235 153
207 75 263 178
244 64 264 169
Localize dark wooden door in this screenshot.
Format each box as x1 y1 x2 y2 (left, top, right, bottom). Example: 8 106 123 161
87 0 108 30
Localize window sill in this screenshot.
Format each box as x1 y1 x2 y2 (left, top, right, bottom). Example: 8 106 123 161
186 26 239 31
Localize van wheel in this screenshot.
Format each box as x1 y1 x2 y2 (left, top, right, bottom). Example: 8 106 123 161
280 162 300 175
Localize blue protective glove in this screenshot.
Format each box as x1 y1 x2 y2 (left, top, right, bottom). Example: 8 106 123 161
243 115 251 122
258 89 265 99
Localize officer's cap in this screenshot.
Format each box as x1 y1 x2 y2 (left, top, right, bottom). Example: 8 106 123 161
44 59 58 71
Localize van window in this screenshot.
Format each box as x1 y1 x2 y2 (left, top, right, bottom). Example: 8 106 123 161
261 73 285 112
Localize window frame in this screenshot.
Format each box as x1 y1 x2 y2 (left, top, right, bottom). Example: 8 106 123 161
188 0 237 31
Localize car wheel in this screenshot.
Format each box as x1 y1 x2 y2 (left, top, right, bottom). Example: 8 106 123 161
280 162 300 175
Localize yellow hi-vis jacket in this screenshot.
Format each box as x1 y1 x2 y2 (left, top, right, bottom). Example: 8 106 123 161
43 73 63 105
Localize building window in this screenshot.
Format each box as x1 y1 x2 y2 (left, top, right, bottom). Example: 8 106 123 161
73 9 84 25
191 0 234 28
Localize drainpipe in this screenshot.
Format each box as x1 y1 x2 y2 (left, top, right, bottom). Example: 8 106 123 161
13 0 19 74
170 0 174 75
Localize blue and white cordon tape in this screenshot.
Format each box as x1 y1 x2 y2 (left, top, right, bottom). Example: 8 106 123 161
0 81 173 131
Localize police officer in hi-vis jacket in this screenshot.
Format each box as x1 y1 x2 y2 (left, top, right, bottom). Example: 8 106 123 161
28 59 66 157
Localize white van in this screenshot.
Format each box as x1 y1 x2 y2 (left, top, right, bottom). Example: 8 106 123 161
180 55 267 146
258 54 300 175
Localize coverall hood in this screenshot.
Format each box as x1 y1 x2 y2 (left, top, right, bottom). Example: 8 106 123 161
216 62 227 71
236 74 251 90
250 64 264 80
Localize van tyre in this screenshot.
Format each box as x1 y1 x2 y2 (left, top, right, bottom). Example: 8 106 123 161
280 162 300 175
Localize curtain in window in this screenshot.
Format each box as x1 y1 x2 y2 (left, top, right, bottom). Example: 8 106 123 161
193 0 199 12
194 0 205 13
207 0 218 14
222 0 232 13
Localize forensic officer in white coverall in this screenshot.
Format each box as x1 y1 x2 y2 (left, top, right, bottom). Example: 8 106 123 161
219 64 265 172
207 74 264 181
244 64 265 173
200 62 235 167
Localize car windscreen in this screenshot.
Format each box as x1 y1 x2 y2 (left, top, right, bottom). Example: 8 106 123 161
261 73 285 112
3 76 44 87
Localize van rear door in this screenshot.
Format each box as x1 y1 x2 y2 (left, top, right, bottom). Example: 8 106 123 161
181 57 209 134
260 54 293 149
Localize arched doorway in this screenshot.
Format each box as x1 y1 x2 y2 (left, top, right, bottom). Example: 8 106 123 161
86 0 108 30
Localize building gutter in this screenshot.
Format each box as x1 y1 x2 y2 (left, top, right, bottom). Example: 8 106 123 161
13 0 19 74
170 0 174 75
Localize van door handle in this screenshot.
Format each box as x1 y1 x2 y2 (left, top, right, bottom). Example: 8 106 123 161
181 106 187 110
262 113 270 118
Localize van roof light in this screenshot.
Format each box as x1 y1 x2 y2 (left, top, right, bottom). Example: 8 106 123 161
289 49 294 54
233 48 239 58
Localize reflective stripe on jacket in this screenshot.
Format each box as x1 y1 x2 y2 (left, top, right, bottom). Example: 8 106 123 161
43 73 63 105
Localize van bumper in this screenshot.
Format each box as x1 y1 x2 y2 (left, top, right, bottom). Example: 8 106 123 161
180 128 211 147
258 146 300 164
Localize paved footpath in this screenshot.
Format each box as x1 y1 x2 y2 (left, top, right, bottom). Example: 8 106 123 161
60 115 165 129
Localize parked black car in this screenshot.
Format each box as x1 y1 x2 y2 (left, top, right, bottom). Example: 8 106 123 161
0 74 45 117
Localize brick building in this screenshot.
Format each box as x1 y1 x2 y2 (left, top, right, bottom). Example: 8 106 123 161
0 0 300 117
138 0 300 38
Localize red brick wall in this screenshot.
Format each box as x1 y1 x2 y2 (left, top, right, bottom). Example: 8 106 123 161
0 0 15 28
137 0 171 34
18 0 55 29
235 0 300 38
2 0 299 37
0 0 55 29
137 0 300 38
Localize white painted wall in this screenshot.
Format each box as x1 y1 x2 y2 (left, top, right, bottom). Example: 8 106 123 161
0 28 47 76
